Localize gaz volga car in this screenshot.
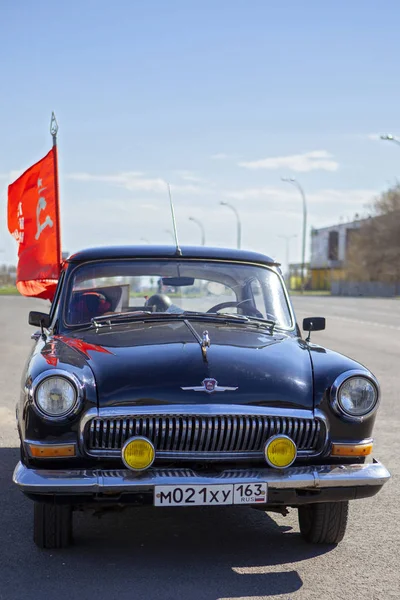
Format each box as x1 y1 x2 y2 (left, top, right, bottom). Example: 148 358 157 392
13 246 390 548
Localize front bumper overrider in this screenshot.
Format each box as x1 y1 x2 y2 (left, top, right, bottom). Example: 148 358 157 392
13 459 390 505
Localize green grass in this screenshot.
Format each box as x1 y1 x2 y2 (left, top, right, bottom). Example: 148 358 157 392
289 290 331 296
129 290 201 299
0 285 19 295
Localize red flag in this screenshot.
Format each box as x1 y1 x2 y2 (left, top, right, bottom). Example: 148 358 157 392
7 147 61 300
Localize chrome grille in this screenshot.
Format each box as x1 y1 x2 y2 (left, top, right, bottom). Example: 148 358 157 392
84 413 325 459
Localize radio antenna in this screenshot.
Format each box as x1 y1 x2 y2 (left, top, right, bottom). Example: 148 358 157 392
167 183 182 256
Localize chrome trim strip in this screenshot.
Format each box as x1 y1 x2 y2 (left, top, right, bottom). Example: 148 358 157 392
330 370 380 423
94 405 316 418
314 408 330 455
330 437 374 449
13 460 391 494
80 449 318 460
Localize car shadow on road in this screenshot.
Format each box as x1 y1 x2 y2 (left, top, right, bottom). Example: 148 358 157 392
1 448 336 600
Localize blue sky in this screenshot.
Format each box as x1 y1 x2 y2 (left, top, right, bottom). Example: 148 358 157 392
1 0 400 268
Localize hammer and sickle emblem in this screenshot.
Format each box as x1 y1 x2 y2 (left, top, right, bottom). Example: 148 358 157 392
35 197 54 241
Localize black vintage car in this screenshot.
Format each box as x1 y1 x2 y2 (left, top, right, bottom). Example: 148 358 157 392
13 245 390 548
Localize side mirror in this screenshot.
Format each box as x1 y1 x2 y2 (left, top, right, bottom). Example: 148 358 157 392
302 317 325 341
29 311 50 328
303 317 326 332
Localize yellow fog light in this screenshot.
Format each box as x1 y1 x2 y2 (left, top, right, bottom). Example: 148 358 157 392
122 437 155 471
264 435 297 469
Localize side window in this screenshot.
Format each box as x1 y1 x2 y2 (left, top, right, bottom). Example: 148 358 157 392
249 279 265 316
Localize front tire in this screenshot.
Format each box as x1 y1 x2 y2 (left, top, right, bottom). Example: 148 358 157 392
298 501 349 544
33 502 73 549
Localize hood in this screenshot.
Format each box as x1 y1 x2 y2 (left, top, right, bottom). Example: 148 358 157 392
56 320 314 410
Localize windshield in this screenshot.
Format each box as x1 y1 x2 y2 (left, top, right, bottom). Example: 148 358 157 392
65 259 293 329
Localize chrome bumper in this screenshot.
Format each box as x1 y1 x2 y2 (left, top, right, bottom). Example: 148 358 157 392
13 460 390 495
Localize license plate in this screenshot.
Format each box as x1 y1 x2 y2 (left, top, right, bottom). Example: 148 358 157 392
154 483 267 507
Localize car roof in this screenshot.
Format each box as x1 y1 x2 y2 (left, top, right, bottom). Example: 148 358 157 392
66 245 280 266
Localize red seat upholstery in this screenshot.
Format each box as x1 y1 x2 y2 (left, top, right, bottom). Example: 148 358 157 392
69 291 112 324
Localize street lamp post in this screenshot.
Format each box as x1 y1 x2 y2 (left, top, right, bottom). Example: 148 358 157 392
281 177 308 292
380 134 400 147
278 234 297 279
188 217 206 246
220 201 241 249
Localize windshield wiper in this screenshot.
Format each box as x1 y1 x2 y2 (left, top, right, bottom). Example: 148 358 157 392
244 315 277 332
182 310 249 323
91 310 251 327
91 311 164 327
183 311 276 331
89 310 277 332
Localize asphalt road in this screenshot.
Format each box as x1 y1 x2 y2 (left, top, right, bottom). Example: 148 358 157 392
0 295 398 600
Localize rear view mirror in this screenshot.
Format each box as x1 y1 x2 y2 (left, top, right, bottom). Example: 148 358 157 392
302 317 326 333
29 311 50 328
161 277 195 287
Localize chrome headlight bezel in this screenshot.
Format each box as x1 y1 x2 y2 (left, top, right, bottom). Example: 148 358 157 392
330 370 380 422
30 370 84 421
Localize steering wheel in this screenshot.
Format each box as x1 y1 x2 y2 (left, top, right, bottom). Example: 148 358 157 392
206 300 263 318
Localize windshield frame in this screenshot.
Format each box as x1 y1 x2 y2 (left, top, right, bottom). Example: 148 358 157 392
61 258 296 333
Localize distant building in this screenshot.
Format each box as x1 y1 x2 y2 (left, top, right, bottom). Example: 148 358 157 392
309 218 365 290
287 262 311 291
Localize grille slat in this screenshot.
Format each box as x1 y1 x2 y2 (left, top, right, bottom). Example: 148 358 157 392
167 418 174 450
95 420 101 448
148 417 153 442
179 417 187 451
171 418 179 451
299 420 305 448
270 417 276 437
160 417 166 450
85 413 325 458
292 420 299 444
216 416 225 452
311 420 320 448
254 417 264 451
224 416 233 451
235 416 244 451
198 417 206 452
304 420 311 448
242 417 251 451
115 420 121 448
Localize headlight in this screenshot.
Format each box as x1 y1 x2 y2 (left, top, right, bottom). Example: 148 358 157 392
35 376 77 417
331 372 379 420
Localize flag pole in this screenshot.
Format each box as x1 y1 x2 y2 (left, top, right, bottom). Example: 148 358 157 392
50 112 62 265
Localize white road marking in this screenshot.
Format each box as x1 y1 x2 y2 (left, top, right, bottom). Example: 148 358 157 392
296 311 400 331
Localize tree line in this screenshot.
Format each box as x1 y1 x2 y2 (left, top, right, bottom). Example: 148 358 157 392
346 183 400 282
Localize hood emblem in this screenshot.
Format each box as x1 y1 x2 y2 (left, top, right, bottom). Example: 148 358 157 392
181 378 238 394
